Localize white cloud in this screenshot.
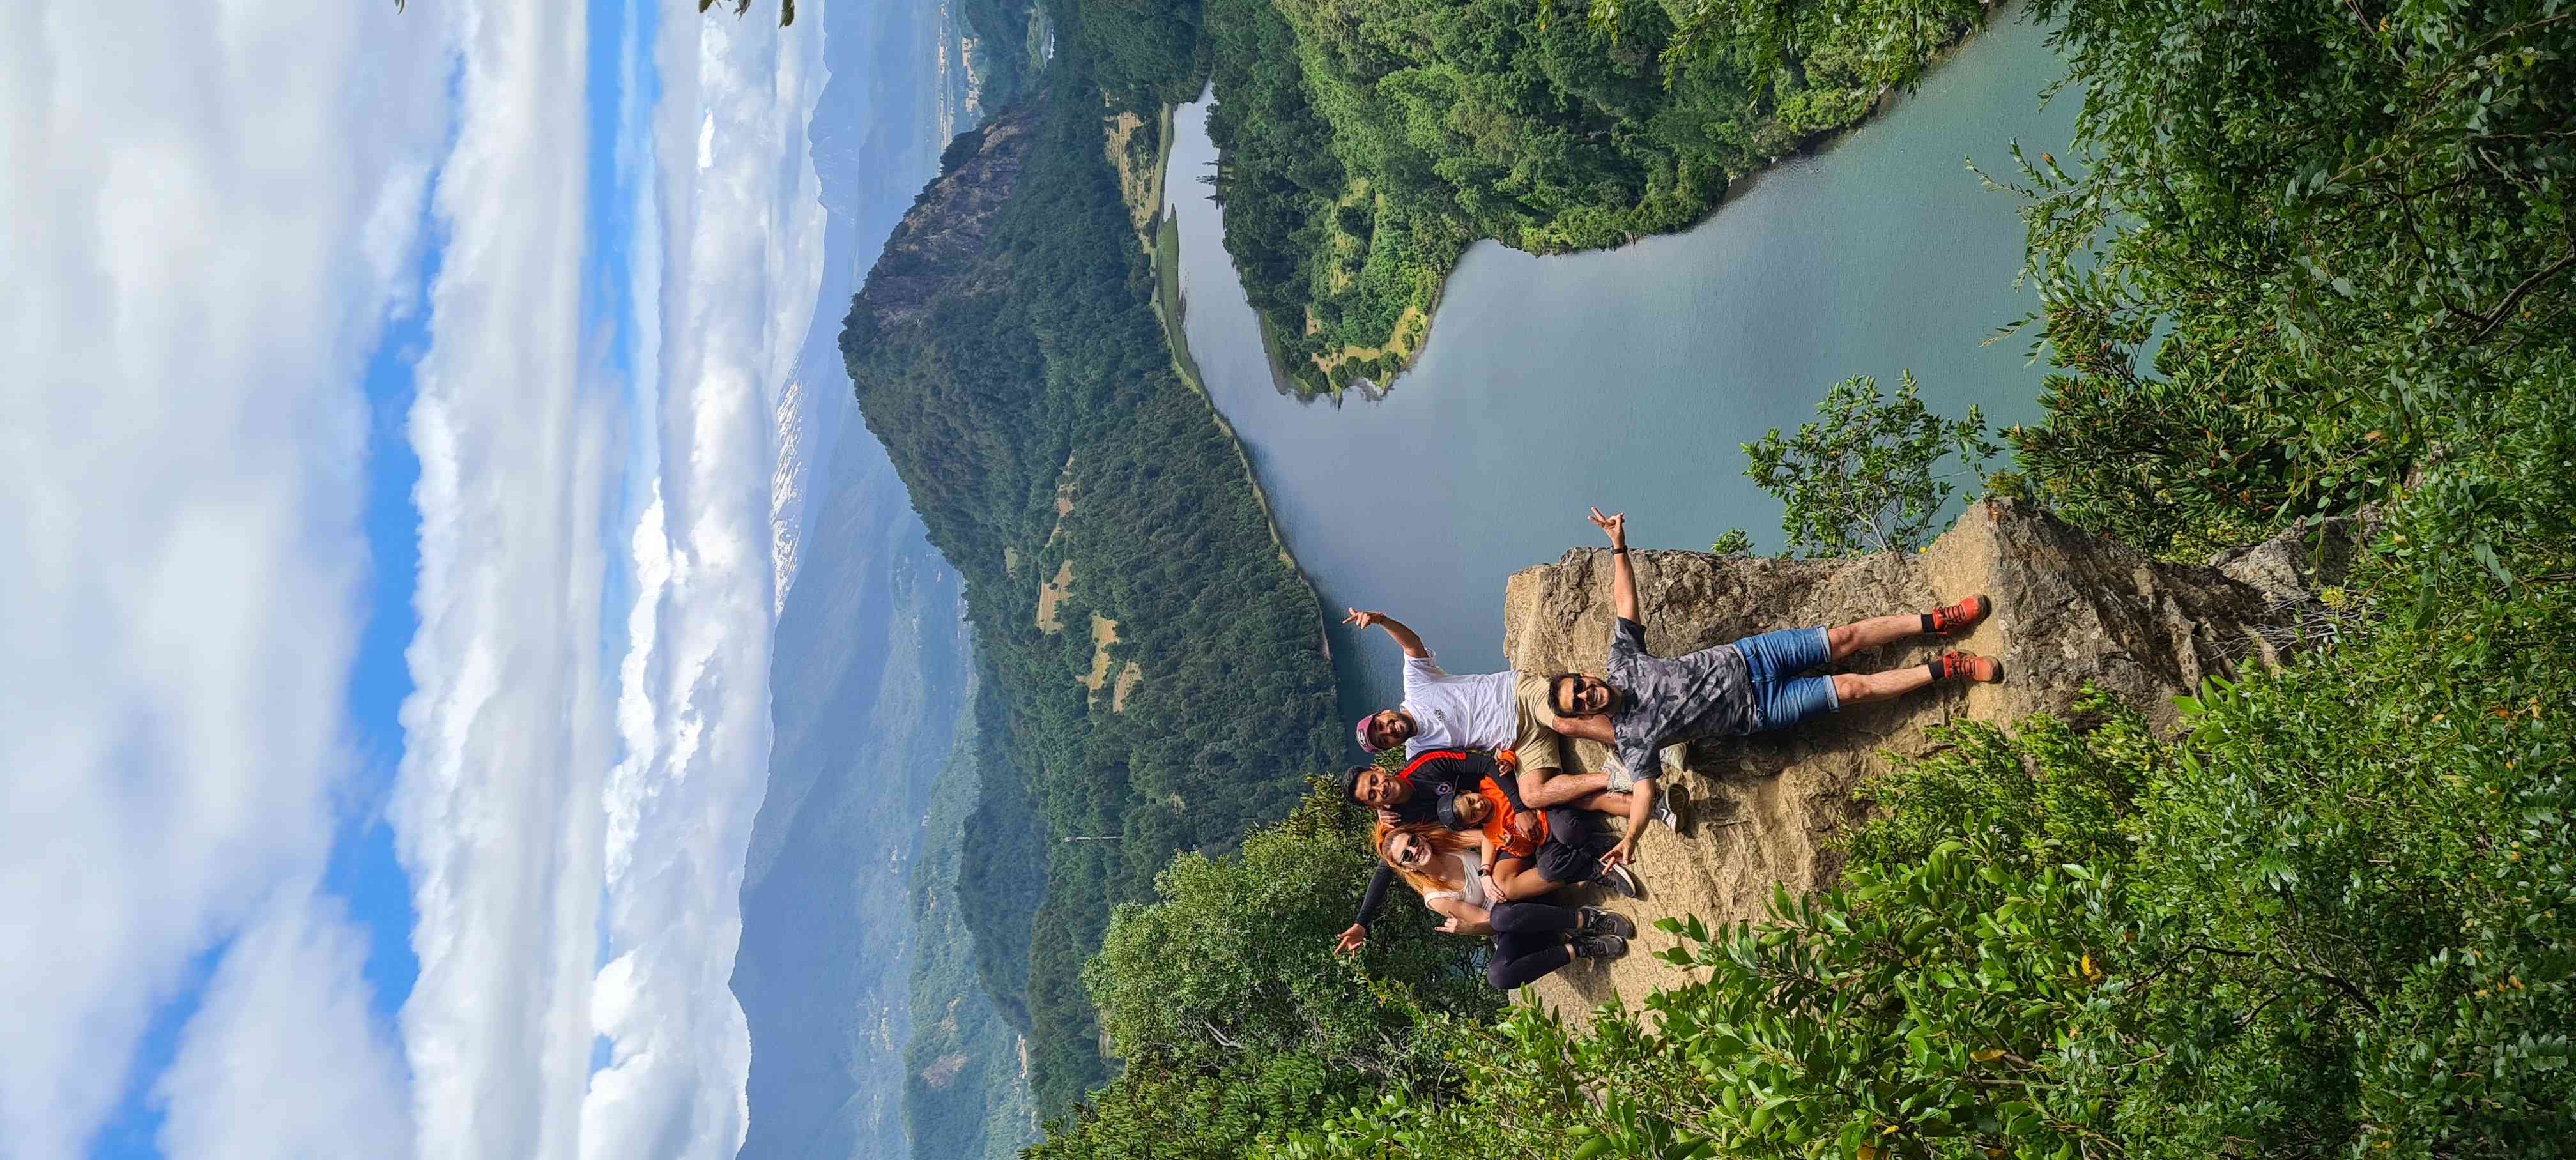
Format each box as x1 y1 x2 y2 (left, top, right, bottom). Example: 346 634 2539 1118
578 8 832 1159
389 1 622 1157
154 889 417 1160
0 3 448 1156
4 0 836 1152
390 2 834 1157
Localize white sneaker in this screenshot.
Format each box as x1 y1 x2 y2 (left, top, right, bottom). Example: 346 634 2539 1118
1653 781 1687 833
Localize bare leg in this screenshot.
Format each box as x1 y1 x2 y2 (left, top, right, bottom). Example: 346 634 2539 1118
1492 859 1552 902
1826 613 1927 660
1518 767 1608 809
1564 788 1634 816
1832 664 1935 707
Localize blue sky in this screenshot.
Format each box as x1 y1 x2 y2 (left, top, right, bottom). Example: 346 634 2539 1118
4 1 833 1156
86 0 646 1151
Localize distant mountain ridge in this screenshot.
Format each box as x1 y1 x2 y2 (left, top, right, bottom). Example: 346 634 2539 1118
732 0 1034 1154
734 420 970 1159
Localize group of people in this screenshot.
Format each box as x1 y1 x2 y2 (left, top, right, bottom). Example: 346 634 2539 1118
1330 508 2000 991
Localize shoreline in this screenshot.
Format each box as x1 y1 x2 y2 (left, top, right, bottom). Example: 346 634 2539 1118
1315 0 2026 399
1141 100 1339 667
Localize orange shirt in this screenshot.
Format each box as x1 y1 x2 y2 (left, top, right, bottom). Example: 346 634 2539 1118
1475 780 1549 860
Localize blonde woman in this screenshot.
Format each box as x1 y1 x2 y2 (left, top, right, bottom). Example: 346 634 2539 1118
1373 821 1632 990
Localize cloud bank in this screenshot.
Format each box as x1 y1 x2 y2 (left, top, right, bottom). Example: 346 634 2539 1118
580 12 832 1158
391 4 831 1159
0 3 447 1156
5 0 835 1154
390 1 620 1155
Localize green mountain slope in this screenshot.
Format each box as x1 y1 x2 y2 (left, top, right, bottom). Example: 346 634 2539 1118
841 68 1342 1111
905 694 1043 1160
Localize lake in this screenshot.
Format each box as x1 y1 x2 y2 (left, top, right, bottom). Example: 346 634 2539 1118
1163 11 2083 723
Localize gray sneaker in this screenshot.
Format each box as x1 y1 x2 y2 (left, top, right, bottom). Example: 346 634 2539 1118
1600 861 1642 899
1571 933 1630 961
1577 906 1636 938
1653 781 1688 833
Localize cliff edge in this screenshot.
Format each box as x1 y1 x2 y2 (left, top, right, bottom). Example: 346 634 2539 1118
1502 499 2331 1019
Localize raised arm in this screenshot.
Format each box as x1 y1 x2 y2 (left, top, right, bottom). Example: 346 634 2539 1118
1343 609 1429 659
1588 508 1640 625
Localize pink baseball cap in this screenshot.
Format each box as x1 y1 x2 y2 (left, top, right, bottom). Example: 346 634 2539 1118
1354 715 1384 754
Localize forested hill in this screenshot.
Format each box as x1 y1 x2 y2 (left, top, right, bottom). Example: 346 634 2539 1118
1201 0 1996 395
839 66 1342 1111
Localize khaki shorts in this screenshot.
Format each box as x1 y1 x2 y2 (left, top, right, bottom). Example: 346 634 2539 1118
1601 744 1687 791
1510 675 1564 775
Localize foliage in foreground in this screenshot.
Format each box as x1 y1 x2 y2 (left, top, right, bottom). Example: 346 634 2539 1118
1262 542 2576 1158
1998 0 2575 563
1028 784 1498 1159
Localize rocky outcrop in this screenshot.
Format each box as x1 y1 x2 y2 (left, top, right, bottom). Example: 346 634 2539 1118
2211 510 2374 605
1501 499 2311 1018
847 107 1038 334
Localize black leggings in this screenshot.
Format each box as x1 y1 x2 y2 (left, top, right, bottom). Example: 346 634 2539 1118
1524 807 1613 887
1487 901 1580 989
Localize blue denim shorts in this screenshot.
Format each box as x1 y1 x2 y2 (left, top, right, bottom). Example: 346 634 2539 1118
1733 626 1839 732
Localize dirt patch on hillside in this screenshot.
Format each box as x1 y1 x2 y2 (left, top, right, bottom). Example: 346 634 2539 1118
1103 107 1167 249
1079 613 1121 696
920 1052 969 1089
1035 560 1074 634
1308 304 1430 376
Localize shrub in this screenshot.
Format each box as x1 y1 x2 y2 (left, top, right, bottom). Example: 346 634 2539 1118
1742 371 1997 558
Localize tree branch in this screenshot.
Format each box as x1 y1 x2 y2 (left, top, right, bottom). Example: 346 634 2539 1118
2469 249 2576 342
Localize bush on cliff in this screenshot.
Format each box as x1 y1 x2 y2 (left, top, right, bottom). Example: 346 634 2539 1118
1740 370 1998 558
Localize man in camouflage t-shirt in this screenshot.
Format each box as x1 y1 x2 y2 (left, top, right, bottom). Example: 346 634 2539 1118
1547 507 2004 870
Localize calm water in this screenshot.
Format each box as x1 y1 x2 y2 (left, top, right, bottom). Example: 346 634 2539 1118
1165 13 2081 724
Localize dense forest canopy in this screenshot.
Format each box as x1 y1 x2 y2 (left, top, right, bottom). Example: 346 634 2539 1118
1202 0 1989 395
905 703 1042 1160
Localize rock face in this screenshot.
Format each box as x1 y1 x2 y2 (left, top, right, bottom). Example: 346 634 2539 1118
1501 500 2301 1018
845 106 1036 335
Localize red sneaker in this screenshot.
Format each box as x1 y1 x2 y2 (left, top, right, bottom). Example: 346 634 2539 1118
1928 594 1993 636
1937 650 2002 683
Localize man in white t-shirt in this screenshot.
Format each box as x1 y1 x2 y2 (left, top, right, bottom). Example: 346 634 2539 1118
1344 609 1679 829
